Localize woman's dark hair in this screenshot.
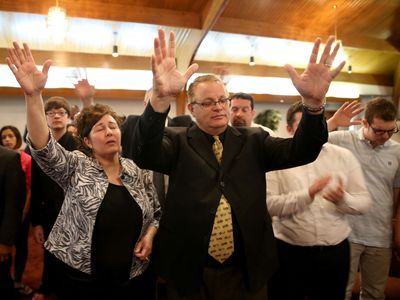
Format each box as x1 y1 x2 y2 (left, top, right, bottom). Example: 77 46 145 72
75 104 123 156
0 125 22 149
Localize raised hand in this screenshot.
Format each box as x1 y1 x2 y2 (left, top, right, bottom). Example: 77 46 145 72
74 79 95 107
285 36 345 108
151 29 198 111
6 42 51 96
327 100 364 131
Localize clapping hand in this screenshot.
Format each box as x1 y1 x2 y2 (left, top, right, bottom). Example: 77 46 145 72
285 36 345 109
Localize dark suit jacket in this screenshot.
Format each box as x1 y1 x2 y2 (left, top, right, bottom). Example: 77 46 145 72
122 113 193 207
0 146 25 246
126 105 327 295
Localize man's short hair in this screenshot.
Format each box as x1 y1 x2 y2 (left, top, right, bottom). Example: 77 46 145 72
286 101 303 128
187 74 226 103
44 96 71 117
365 97 397 124
230 92 254 110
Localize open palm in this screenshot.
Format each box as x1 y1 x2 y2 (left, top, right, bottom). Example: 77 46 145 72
285 36 345 106
152 29 198 99
6 42 51 96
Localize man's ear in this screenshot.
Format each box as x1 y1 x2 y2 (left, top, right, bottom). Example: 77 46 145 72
188 103 195 116
362 119 369 127
286 125 294 136
251 109 256 118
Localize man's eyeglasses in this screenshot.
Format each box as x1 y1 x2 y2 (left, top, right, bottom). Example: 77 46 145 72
191 97 231 109
369 125 399 136
46 110 68 117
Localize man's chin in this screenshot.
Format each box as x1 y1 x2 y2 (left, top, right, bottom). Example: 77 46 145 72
232 121 246 127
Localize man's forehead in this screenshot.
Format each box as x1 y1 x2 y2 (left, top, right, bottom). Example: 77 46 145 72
194 81 227 95
230 98 252 107
369 117 397 127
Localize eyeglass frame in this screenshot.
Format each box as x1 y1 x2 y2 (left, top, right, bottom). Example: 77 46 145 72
191 97 231 109
369 124 399 136
45 110 68 117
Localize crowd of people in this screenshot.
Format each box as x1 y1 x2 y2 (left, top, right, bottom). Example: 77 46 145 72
0 28 399 300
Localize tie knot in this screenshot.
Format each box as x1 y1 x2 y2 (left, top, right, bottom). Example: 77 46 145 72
212 135 223 163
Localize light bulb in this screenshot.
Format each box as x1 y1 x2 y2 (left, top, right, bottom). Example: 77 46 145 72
249 55 255 66
112 45 119 58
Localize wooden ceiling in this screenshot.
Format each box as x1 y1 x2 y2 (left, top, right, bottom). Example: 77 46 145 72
1 0 400 105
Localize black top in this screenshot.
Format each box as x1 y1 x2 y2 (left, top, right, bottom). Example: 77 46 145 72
91 183 142 284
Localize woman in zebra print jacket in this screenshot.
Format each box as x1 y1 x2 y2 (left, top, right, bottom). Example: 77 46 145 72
7 42 161 299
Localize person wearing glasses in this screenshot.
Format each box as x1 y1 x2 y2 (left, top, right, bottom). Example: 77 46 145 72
28 96 79 300
328 97 400 300
124 29 345 299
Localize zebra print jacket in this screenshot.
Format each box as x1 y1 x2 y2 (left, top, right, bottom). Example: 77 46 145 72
28 135 160 279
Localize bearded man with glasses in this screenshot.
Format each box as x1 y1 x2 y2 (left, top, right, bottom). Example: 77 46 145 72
328 97 400 300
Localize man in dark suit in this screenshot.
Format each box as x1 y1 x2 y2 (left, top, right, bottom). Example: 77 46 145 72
0 146 25 299
125 29 344 299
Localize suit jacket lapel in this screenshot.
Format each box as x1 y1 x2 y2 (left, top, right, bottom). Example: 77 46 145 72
188 125 219 171
221 126 244 171
187 125 244 171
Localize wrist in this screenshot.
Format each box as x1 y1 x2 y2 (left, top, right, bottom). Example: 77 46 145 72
302 97 326 114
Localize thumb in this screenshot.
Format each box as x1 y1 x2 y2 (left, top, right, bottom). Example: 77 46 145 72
183 63 199 83
284 64 299 86
42 59 52 76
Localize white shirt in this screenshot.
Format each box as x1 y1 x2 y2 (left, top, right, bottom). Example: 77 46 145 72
251 122 275 136
329 129 400 248
267 143 371 246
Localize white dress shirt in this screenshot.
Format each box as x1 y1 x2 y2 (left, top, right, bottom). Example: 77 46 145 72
267 143 371 246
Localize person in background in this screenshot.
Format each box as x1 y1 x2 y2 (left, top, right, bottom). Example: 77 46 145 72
328 97 400 300
0 145 25 299
0 125 33 296
7 41 161 299
27 95 78 300
229 92 275 135
124 29 344 299
267 101 371 300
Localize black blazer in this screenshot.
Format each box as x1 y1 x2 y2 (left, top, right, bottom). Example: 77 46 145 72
127 105 328 295
0 146 25 246
122 113 193 208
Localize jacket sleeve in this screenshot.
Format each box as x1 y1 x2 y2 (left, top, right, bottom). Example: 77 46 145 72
262 108 328 172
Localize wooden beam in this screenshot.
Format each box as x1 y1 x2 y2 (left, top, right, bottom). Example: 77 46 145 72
0 48 151 70
0 0 201 29
0 87 360 105
213 17 399 54
250 94 359 104
0 87 145 100
196 60 393 86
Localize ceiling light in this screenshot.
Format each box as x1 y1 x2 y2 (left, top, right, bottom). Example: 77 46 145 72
47 1 68 44
112 31 119 58
249 55 255 66
112 45 119 58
